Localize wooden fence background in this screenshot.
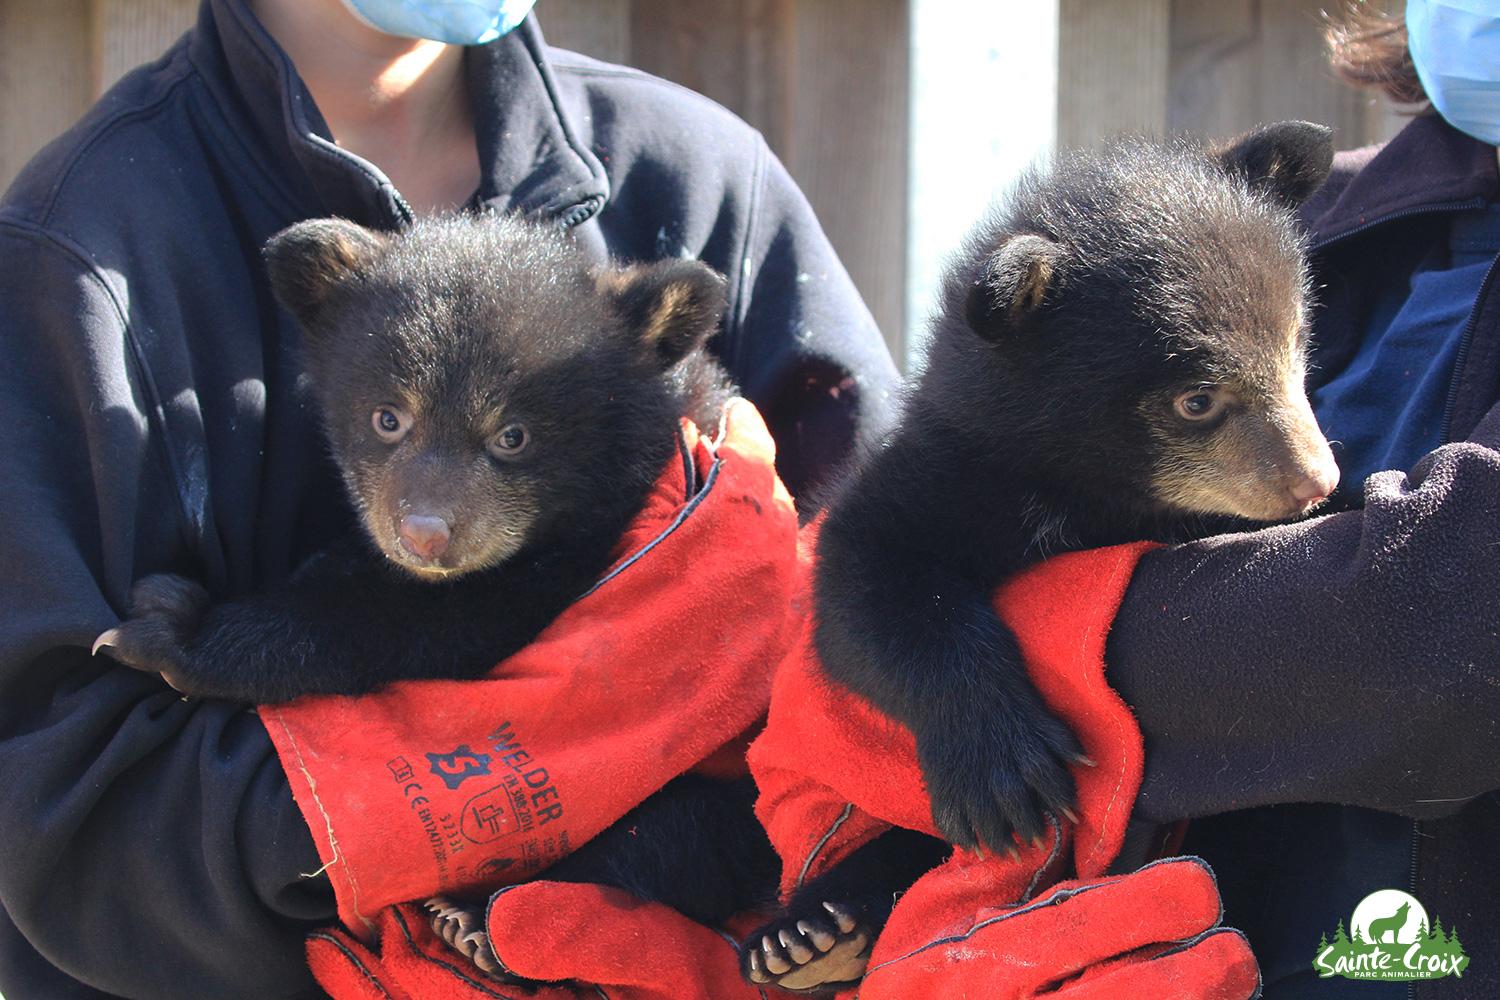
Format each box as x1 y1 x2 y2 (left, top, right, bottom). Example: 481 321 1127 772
2 0 1407 360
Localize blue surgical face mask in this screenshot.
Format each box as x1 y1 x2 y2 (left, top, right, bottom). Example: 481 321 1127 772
1407 0 1500 145
340 0 538 45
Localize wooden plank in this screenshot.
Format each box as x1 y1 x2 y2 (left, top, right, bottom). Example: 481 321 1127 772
0 0 92 191
1057 0 1170 151
625 0 906 353
627 0 795 151
789 0 908 352
536 0 631 64
1168 0 1404 148
90 0 196 96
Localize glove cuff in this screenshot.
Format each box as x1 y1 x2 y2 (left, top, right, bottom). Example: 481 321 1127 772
994 540 1158 876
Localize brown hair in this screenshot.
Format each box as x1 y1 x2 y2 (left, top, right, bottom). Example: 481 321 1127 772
1323 3 1430 109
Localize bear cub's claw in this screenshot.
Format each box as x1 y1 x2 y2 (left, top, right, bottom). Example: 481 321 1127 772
741 900 872 994
94 574 211 689
425 897 505 980
424 896 548 988
919 701 1083 855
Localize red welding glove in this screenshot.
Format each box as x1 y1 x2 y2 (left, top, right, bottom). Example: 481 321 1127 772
260 400 803 934
305 882 769 1000
856 855 1259 999
749 541 1261 997
750 540 1159 895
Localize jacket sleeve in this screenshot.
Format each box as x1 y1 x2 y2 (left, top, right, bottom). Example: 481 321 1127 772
725 138 899 499
1106 402 1500 824
0 223 332 998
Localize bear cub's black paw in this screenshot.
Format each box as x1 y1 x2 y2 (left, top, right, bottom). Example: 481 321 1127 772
741 900 872 994
917 698 1086 855
94 574 211 690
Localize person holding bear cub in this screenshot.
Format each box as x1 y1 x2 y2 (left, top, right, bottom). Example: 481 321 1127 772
763 5 1499 997
747 6 1500 997
1 4 1495 1000
0 1 897 996
0 2 1261 997
758 6 1500 997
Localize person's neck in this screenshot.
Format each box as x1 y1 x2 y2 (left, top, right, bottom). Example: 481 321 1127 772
252 0 482 215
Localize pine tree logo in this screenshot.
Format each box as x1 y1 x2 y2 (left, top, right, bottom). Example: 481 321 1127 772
1313 889 1469 981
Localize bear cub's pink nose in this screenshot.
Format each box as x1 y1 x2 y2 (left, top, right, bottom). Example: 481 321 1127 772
399 514 451 562
1289 461 1340 506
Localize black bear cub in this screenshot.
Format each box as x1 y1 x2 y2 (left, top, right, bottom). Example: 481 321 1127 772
97 214 775 978
741 122 1340 993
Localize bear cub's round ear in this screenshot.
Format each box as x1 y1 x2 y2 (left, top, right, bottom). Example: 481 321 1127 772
264 218 388 327
598 259 728 368
1211 120 1334 209
966 233 1066 342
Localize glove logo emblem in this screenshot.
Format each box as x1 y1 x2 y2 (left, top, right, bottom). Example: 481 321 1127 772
1313 889 1470 981
425 745 493 789
462 783 519 843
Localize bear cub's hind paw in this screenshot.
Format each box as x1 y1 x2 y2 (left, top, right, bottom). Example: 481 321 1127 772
741 901 872 994
424 896 551 988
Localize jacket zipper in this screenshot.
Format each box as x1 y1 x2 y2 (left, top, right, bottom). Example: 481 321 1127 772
1407 819 1422 1000
1308 197 1486 255
392 190 414 227
557 195 604 229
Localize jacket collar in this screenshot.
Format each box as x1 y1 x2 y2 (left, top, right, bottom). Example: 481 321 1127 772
1305 113 1499 249
190 0 608 227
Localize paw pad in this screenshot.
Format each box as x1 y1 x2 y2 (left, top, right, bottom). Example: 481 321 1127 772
741 901 872 993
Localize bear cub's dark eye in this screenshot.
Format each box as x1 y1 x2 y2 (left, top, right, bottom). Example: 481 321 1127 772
1173 387 1224 422
488 424 529 460
372 406 412 442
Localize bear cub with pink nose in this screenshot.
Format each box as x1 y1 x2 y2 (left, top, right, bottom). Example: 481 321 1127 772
743 121 1341 993
97 215 781 974
100 213 732 701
